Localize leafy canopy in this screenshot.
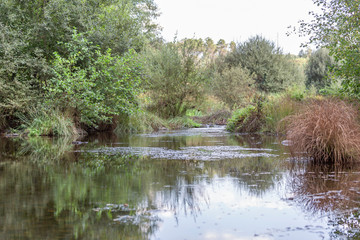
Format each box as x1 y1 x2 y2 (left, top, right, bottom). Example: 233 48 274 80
305 48 336 90
47 31 142 126
142 40 208 118
298 0 360 98
225 36 304 93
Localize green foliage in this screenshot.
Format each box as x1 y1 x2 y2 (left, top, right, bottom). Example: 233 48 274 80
47 31 142 127
16 108 75 137
0 23 46 129
225 35 304 93
305 48 336 90
168 116 202 129
142 40 208 118
262 90 303 133
0 0 159 132
212 65 255 110
298 0 360 99
115 110 168 134
226 104 262 133
0 0 160 57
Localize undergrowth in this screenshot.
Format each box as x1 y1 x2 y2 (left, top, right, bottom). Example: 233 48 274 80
192 110 231 125
16 108 76 137
115 110 168 134
168 116 201 129
226 105 262 133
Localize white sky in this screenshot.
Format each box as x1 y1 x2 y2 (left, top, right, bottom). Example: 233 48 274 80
155 0 318 54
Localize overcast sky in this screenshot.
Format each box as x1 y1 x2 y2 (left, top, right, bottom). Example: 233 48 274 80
154 0 318 54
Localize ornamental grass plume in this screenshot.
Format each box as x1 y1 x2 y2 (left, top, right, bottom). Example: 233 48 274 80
285 98 360 164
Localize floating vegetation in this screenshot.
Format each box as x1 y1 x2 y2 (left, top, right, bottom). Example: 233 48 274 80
81 145 278 161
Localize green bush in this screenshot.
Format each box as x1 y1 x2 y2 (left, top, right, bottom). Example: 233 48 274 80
224 35 305 93
47 30 142 128
212 65 255 110
305 48 336 91
142 40 207 118
226 104 262 133
0 0 159 132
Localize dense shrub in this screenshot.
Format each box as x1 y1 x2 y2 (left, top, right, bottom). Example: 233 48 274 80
142 41 207 118
47 31 142 128
305 48 336 90
226 104 262 133
0 0 160 133
224 35 304 93
284 98 360 164
212 65 255 110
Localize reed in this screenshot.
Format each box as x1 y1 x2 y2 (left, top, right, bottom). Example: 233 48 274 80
285 98 360 164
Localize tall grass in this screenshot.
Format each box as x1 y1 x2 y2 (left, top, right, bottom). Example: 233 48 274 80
16 108 77 137
226 105 262 133
168 116 201 129
262 95 302 133
284 98 360 164
115 110 168 134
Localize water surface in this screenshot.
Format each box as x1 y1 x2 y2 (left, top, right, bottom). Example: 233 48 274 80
1 127 359 239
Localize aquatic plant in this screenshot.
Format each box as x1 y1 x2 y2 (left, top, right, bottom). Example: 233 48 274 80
284 98 360 164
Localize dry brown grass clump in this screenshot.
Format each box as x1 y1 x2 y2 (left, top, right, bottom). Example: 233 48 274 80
285 98 360 164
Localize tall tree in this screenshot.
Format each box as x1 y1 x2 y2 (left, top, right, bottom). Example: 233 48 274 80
225 36 304 93
305 48 336 90
298 0 360 98
142 41 208 118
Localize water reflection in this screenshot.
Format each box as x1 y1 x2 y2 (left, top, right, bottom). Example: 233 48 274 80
288 161 360 238
0 129 359 239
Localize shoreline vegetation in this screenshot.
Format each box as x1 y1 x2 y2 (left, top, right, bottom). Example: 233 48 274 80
1 0 360 163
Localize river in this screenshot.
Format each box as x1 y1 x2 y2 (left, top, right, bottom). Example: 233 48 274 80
0 126 359 239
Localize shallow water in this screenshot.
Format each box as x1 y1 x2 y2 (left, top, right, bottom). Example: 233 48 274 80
1 126 360 239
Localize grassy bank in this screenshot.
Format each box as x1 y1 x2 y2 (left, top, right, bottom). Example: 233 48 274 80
226 87 312 134
226 88 360 163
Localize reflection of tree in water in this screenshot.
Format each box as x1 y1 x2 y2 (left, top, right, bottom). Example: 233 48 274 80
0 133 286 239
0 138 161 240
227 157 281 196
129 134 225 150
0 136 212 239
146 159 209 221
230 134 285 152
224 134 285 196
288 161 360 238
